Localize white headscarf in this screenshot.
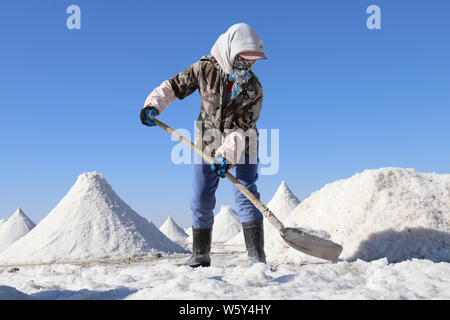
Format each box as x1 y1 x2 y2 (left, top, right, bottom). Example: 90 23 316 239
211 23 266 74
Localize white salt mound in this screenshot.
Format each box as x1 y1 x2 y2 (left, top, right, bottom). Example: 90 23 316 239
0 208 35 252
159 216 188 242
213 205 242 243
286 167 450 263
267 181 301 221
264 181 301 248
0 172 187 265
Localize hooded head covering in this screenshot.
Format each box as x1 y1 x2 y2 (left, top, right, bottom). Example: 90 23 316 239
211 23 267 75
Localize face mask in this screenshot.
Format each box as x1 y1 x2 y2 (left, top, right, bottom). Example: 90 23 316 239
233 55 255 71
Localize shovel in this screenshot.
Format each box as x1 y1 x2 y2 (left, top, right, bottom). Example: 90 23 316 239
151 117 343 262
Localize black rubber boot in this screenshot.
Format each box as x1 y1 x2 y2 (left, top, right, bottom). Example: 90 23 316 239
186 227 212 268
242 220 267 265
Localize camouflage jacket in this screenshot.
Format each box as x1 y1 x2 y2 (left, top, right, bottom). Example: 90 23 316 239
169 55 263 158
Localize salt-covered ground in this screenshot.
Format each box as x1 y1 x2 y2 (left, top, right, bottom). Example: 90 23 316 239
0 244 448 300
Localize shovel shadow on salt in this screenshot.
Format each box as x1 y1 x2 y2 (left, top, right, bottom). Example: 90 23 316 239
348 227 450 263
0 285 138 300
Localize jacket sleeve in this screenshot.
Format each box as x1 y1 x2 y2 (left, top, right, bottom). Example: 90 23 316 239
248 91 263 127
143 80 177 114
169 61 201 100
238 81 263 131
143 61 201 114
215 131 246 165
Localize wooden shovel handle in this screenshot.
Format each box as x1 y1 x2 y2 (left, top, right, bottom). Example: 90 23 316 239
152 117 285 231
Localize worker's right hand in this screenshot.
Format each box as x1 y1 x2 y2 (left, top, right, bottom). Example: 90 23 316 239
211 157 231 178
140 106 159 127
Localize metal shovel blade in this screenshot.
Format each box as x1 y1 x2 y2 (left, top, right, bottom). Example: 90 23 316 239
280 228 343 262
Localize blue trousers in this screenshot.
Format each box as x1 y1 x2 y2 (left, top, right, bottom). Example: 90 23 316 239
190 157 263 229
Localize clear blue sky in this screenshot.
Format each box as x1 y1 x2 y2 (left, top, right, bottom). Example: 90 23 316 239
1 1 449 228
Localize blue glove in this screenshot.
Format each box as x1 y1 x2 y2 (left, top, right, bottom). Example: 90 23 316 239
211 157 229 178
140 106 159 127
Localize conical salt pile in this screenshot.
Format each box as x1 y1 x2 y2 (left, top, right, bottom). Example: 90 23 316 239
213 205 241 243
0 172 187 265
267 181 300 221
264 181 301 249
159 216 188 242
0 208 36 252
284 168 450 263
